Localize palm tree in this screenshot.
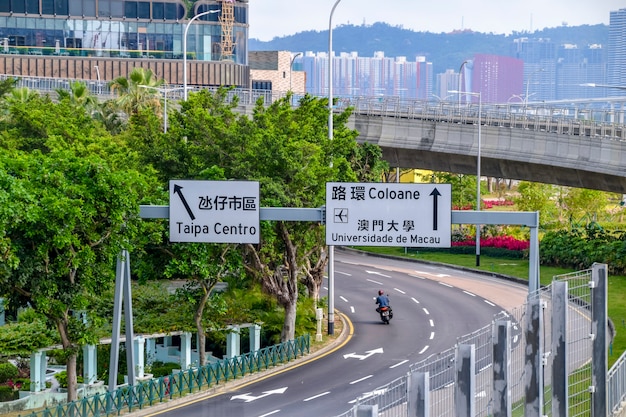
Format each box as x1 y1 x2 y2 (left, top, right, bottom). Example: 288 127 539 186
109 68 164 117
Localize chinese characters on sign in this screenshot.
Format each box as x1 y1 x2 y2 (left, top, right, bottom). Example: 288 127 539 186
169 180 260 243
325 182 451 247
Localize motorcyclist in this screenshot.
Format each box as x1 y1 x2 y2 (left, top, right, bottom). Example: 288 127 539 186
375 290 390 312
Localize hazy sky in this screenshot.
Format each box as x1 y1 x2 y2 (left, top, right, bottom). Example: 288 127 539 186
248 0 625 41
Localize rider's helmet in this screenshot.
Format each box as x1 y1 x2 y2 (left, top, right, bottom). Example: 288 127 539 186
378 290 384 295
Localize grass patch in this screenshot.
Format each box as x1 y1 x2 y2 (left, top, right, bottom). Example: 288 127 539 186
353 246 626 367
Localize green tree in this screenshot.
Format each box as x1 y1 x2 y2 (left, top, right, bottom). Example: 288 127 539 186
109 67 163 117
0 148 148 401
514 181 558 226
236 94 382 341
562 187 610 225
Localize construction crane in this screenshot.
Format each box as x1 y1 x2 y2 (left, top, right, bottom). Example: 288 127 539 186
219 0 235 61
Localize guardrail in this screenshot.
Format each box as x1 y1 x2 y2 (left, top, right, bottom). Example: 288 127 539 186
1 74 625 141
18 334 310 417
609 349 626 414
335 266 609 417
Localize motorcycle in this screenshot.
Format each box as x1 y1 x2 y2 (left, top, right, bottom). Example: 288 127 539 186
377 306 393 324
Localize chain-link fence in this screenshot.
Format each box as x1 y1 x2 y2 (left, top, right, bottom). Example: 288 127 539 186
336 264 609 417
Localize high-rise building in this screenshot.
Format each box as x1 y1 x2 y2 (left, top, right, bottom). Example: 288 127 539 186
608 8 626 95
471 54 524 104
556 44 607 99
301 51 433 99
511 37 557 101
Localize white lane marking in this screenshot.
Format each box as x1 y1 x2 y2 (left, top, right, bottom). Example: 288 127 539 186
390 360 408 368
303 392 331 402
419 346 429 354
430 332 435 340
484 300 496 307
350 306 355 313
439 282 453 288
423 308 430 315
366 270 391 277
411 297 420 304
463 291 476 297
394 288 406 294
409 274 425 279
336 271 351 276
367 278 383 285
344 348 384 360
429 319 434 327
340 296 349 302
350 375 373 384
323 286 328 291
259 411 281 417
415 270 450 278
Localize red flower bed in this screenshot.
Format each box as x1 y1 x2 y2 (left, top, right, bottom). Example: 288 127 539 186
452 235 529 251
453 199 514 210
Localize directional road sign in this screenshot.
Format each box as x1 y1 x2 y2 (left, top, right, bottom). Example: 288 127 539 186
325 182 451 247
169 180 260 243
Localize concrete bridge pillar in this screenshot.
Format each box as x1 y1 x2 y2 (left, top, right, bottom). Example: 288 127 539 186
226 326 241 359
133 336 145 378
249 324 261 352
30 351 47 392
180 332 192 369
83 344 98 384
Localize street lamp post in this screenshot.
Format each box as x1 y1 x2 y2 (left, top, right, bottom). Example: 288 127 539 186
183 9 220 101
94 65 101 95
458 60 469 108
524 68 544 113
139 85 185 133
327 0 343 336
450 90 482 266
290 52 303 92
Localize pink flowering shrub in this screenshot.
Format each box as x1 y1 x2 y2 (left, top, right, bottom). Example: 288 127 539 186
452 235 530 251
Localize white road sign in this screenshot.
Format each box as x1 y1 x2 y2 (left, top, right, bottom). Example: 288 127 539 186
325 182 451 247
169 180 260 243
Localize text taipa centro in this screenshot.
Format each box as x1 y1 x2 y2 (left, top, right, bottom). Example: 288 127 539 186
176 222 257 237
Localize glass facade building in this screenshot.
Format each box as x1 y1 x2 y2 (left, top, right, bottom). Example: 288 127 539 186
0 0 249 64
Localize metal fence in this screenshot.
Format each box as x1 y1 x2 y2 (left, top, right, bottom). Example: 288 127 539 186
336 264 609 417
1 74 624 141
17 334 310 417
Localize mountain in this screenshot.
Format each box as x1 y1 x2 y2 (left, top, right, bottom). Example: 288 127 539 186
249 22 609 74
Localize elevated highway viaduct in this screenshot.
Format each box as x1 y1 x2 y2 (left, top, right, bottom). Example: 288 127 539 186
341 97 626 193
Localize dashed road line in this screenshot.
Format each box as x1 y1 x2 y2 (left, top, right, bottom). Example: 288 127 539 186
390 360 408 368
303 392 331 402
350 375 373 384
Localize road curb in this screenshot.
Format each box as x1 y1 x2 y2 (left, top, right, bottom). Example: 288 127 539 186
127 312 352 416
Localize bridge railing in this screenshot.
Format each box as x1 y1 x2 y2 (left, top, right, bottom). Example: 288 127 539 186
2 74 624 141
337 96 626 141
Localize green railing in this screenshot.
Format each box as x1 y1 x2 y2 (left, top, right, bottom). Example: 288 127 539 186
19 334 310 417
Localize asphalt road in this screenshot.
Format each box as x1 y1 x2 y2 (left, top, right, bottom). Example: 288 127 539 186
139 249 529 417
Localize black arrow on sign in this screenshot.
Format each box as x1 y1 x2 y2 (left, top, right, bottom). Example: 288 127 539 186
430 188 442 230
173 184 195 220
